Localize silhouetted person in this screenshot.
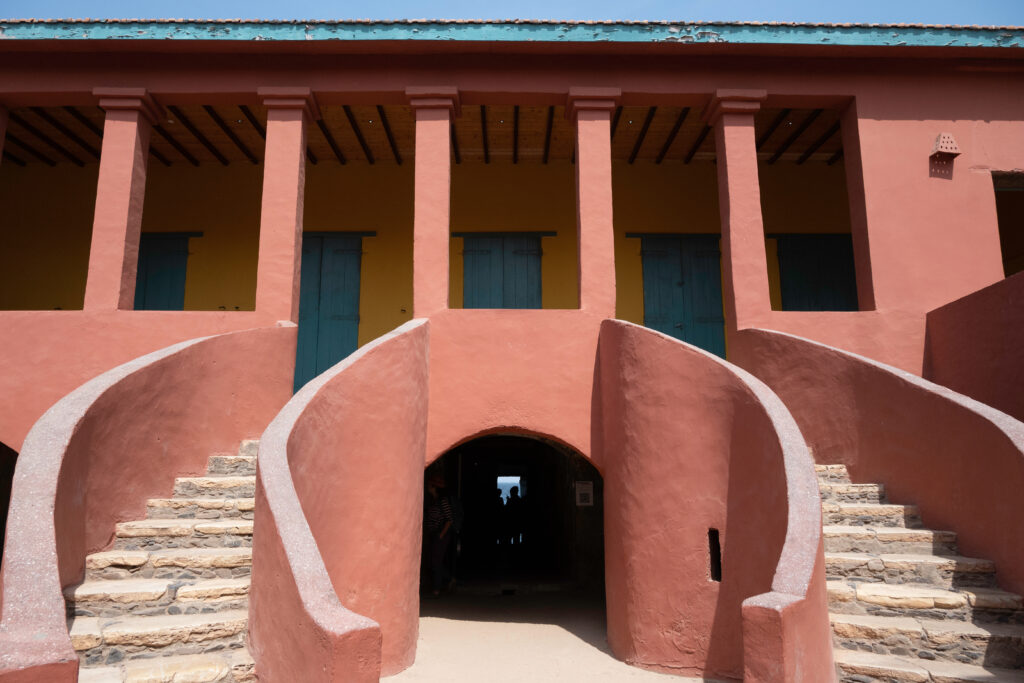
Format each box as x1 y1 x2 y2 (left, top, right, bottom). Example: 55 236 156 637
425 474 455 596
506 486 523 546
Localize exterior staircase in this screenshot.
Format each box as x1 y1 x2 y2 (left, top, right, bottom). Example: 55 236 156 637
66 440 259 682
819 464 1024 682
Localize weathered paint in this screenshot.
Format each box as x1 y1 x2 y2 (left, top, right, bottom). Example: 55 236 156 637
0 20 1021 49
0 325 295 680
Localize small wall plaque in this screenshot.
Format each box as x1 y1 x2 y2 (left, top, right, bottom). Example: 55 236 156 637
575 481 594 507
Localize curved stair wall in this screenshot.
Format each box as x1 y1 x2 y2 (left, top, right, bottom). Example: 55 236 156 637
595 320 834 682
731 327 1024 597
250 319 430 682
0 324 296 682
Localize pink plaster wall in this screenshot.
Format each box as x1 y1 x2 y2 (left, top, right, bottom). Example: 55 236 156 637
925 271 1024 423
596 320 833 682
732 327 1024 596
250 320 430 681
0 325 295 681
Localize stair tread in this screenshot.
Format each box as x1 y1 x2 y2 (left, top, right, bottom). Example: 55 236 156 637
116 519 253 536
831 611 1024 638
174 476 256 484
149 547 253 567
851 581 1022 610
86 550 150 569
148 497 256 507
79 650 254 682
69 609 249 650
825 552 996 571
66 576 251 603
824 525 955 540
834 649 1024 682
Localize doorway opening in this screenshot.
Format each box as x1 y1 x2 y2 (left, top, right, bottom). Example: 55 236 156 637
422 434 604 595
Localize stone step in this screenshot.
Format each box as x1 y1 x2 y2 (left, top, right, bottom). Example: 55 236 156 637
824 525 958 555
829 580 1023 622
815 464 851 483
823 502 921 528
825 552 997 588
835 648 1024 682
65 577 250 619
819 482 885 504
86 547 252 581
78 649 255 683
70 609 249 666
173 476 255 499
114 519 253 551
207 455 257 477
147 497 255 519
237 439 259 458
832 612 1024 668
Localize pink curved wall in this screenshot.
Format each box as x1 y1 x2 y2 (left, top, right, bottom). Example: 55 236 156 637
925 271 1024 423
250 320 429 680
596 320 833 681
732 327 1024 595
0 325 295 681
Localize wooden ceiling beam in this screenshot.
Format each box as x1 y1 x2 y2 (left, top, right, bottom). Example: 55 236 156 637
343 105 374 164
238 105 266 139
756 108 791 150
683 125 711 164
147 145 172 167
315 119 347 164
480 105 490 164
63 106 103 138
203 105 258 164
2 149 27 166
5 133 55 166
377 105 402 165
797 122 840 164
153 125 199 166
610 106 622 140
30 107 100 159
8 112 84 166
628 106 657 164
167 105 228 166
767 109 822 164
655 107 689 164
450 123 461 164
542 105 554 164
827 148 845 166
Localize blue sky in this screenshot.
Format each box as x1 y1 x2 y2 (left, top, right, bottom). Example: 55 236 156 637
2 0 1021 25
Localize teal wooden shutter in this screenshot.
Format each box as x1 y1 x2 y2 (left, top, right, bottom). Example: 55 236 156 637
463 234 542 309
503 234 542 308
133 233 191 311
294 234 363 392
641 236 686 338
776 234 858 311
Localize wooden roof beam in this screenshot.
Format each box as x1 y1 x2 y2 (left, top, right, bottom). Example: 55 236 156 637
767 109 822 164
343 105 374 164
628 106 657 164
167 105 228 165
797 121 840 164
8 112 84 166
30 107 100 159
203 105 258 164
655 107 689 164
376 105 402 165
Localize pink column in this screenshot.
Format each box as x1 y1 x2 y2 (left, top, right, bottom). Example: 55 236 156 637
568 88 620 318
255 88 319 323
83 88 160 311
407 87 459 318
706 89 770 333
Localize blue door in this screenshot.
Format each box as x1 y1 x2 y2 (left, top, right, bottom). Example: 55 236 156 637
463 234 542 308
134 233 193 310
640 235 725 357
294 234 363 391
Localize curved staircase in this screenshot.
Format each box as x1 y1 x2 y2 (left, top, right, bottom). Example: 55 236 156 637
819 464 1024 682
66 441 259 682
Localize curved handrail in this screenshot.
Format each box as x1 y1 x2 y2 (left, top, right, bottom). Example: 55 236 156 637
250 319 430 682
0 325 295 680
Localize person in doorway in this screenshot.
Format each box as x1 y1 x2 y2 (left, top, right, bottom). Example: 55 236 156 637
425 473 456 597
506 485 523 546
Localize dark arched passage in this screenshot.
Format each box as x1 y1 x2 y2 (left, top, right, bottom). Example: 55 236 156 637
0 441 17 557
424 433 604 593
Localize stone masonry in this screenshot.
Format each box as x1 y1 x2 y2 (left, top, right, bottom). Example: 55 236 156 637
66 440 260 683
820 464 1024 682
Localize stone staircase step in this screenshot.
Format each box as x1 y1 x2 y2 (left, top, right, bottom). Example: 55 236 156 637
824 525 957 554
237 439 259 458
86 547 252 581
147 497 255 519
815 464 851 483
70 609 249 665
207 455 257 476
825 552 997 587
829 580 1023 621
173 476 256 499
65 577 250 618
79 649 255 682
831 612 1024 668
823 502 921 528
114 519 253 550
835 649 1024 682
819 482 885 504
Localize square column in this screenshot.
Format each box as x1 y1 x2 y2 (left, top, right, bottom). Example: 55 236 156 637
706 89 770 333
407 87 459 318
568 88 620 317
83 88 160 310
255 88 319 322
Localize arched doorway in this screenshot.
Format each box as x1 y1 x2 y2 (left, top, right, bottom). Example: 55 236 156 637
0 441 16 557
423 433 604 595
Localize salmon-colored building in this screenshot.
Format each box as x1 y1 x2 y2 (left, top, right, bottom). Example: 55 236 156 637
0 18 1022 683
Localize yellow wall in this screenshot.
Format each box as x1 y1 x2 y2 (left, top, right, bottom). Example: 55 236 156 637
449 163 578 309
304 163 414 346
0 164 97 310
141 164 263 311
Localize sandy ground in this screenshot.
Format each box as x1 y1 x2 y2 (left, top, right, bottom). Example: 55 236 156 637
385 591 719 682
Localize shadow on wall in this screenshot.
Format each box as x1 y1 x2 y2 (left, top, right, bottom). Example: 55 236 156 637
0 443 15 556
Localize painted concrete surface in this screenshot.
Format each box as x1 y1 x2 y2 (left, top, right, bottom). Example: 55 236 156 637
386 593 716 683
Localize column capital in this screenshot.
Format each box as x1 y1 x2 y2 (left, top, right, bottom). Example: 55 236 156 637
406 86 460 117
258 87 321 120
566 87 621 121
702 89 768 125
93 87 163 125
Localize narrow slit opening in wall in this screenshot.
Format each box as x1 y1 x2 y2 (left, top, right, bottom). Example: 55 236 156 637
708 528 722 582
